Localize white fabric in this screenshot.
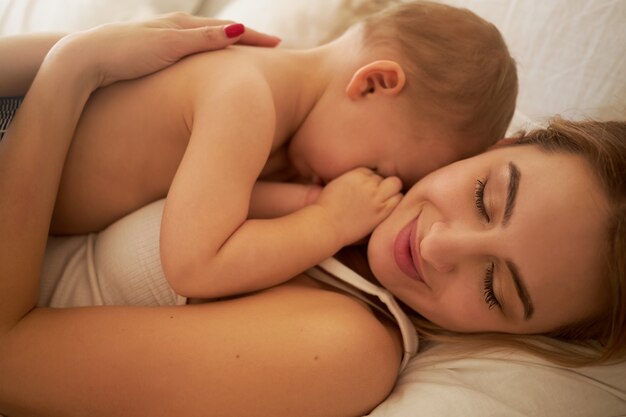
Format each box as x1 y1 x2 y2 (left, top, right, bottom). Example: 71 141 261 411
371 347 626 417
439 0 626 134
2 0 625 416
212 0 392 49
40 200 185 307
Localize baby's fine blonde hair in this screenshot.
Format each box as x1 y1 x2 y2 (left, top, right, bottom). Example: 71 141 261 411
361 1 518 149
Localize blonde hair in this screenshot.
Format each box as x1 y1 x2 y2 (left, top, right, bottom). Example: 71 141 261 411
360 1 518 149
337 119 626 367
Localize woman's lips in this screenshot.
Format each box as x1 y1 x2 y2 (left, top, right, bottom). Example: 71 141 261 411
393 217 426 284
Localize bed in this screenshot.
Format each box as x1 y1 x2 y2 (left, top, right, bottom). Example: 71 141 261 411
1 1 625 416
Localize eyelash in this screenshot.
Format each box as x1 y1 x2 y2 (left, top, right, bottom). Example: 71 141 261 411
474 178 490 222
483 262 500 310
476 179 499 310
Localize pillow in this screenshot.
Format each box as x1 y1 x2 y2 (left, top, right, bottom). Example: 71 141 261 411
440 0 626 133
369 345 626 417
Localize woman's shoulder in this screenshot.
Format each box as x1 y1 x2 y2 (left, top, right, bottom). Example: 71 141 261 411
0 276 401 417
267 276 404 372
168 276 403 416
241 276 404 413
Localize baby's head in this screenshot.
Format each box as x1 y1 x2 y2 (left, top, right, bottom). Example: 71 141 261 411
361 1 517 177
289 1 517 188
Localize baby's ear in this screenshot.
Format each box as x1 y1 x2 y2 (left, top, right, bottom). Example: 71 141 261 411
346 60 406 99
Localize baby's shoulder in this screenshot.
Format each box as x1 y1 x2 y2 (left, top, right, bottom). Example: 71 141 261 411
189 55 273 116
185 49 270 93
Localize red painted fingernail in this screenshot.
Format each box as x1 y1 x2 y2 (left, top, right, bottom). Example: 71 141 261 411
224 23 245 38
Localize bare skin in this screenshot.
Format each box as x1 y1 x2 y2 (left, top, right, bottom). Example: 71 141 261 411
0 16 402 417
52 45 324 232
49 25 414 299
1 275 402 417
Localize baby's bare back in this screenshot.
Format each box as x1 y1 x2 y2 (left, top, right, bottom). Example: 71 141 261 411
51 55 203 234
51 47 295 235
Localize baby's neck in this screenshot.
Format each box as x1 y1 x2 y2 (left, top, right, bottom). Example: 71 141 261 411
238 30 363 140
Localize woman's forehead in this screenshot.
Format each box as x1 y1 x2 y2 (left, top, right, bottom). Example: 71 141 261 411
504 149 610 329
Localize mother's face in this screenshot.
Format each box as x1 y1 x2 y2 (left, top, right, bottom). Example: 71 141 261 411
368 144 610 334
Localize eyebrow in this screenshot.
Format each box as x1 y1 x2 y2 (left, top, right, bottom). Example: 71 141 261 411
502 162 520 227
501 162 534 320
505 260 534 320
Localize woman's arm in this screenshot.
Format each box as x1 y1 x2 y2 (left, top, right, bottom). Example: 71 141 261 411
0 15 280 97
0 12 278 333
0 36 94 331
0 33 65 96
0 279 401 416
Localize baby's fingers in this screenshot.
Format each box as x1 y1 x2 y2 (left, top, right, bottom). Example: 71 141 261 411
377 176 403 217
378 176 403 198
384 193 403 211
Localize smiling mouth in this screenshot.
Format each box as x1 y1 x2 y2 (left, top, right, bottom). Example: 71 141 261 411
393 217 426 285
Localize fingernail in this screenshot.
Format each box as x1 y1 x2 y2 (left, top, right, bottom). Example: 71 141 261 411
224 23 245 38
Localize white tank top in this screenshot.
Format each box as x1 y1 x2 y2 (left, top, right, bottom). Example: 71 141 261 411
41 200 185 307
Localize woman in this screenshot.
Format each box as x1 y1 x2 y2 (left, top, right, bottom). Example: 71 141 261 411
0 15 624 417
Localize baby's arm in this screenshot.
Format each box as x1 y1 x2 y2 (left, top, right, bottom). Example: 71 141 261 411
249 181 322 218
161 76 402 299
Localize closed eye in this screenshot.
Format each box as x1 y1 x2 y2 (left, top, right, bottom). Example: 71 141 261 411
474 178 490 222
483 262 500 310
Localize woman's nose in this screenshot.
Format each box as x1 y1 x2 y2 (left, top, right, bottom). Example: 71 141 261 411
419 221 478 273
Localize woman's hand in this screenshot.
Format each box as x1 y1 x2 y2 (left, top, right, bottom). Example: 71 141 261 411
50 12 281 88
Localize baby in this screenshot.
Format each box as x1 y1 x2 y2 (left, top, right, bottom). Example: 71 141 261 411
50 2 517 298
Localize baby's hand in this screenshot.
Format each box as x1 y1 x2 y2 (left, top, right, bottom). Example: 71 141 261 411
316 167 403 246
